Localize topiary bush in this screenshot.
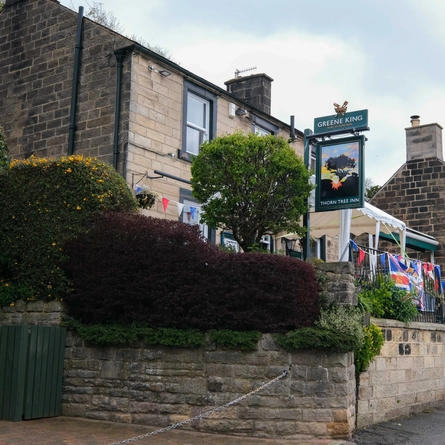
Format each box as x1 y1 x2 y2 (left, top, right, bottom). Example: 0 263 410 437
0 155 137 304
62 212 320 332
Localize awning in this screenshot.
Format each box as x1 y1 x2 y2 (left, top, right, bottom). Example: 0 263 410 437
309 201 406 238
309 201 438 256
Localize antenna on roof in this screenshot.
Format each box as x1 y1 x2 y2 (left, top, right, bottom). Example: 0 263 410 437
234 66 257 78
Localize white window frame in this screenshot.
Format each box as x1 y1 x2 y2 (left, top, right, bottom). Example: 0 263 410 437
186 92 210 155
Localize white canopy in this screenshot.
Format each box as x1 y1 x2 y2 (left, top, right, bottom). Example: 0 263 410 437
309 201 406 238
309 202 407 260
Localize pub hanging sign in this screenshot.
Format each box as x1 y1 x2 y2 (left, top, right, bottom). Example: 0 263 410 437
315 135 365 212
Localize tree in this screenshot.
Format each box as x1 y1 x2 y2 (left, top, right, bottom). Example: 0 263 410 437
364 177 381 199
191 131 313 252
86 2 174 61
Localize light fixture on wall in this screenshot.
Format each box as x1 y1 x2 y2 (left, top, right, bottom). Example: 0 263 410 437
235 107 247 116
148 65 171 77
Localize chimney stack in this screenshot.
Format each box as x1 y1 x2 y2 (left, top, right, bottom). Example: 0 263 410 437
405 115 443 161
225 73 273 115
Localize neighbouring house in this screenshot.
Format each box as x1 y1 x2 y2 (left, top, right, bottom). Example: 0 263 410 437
370 115 445 276
0 0 304 252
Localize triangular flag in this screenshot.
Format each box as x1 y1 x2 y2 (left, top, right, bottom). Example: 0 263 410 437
186 212 191 222
350 240 358 251
177 203 184 216
162 197 169 212
190 206 196 219
358 248 365 266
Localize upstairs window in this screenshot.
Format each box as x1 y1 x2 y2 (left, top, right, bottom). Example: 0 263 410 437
186 93 209 155
180 81 217 161
250 114 279 136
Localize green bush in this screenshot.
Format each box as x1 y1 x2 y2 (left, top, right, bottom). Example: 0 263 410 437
0 155 137 303
274 304 364 353
358 275 418 323
274 303 385 374
354 323 385 373
207 329 261 350
62 319 260 350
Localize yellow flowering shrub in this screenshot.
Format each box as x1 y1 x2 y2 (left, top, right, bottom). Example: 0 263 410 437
0 155 137 306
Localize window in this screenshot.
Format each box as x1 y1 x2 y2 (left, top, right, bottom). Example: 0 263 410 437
254 125 270 136
181 81 217 160
179 188 215 243
186 93 209 155
249 114 279 136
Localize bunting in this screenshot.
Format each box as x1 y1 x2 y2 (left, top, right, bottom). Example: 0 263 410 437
162 197 169 212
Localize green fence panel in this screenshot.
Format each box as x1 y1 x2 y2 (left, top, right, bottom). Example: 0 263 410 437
0 324 66 421
23 326 66 420
0 324 29 421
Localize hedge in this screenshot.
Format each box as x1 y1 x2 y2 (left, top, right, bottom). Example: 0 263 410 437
62 212 320 332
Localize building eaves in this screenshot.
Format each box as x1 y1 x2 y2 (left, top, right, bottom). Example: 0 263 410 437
114 43 302 137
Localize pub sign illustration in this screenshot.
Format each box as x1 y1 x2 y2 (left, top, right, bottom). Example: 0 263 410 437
315 135 365 212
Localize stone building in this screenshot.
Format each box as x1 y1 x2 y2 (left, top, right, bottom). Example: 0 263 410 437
370 115 445 273
0 0 303 250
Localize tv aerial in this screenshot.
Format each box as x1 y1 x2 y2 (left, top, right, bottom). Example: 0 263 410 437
234 66 257 78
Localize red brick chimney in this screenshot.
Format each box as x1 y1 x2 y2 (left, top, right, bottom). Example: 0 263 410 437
405 115 443 161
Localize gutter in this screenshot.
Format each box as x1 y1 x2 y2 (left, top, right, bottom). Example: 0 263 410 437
68 6 84 156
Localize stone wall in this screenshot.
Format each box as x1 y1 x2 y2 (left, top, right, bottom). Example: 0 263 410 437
317 262 358 305
370 157 445 272
62 333 355 440
357 318 445 428
0 0 131 165
0 299 64 326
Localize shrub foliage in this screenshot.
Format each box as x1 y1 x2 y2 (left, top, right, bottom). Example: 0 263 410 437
358 275 419 323
354 323 385 373
0 155 137 304
62 212 320 332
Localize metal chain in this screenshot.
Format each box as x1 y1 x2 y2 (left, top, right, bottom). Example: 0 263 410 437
107 366 291 445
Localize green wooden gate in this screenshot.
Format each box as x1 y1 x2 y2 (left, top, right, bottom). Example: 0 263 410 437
0 324 66 421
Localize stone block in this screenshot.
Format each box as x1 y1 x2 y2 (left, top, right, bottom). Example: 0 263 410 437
91 396 129 412
302 409 333 422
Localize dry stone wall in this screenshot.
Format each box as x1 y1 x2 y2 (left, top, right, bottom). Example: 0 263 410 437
62 333 355 440
357 318 445 428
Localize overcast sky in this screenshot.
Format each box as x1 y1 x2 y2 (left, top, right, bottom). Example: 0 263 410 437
60 0 445 187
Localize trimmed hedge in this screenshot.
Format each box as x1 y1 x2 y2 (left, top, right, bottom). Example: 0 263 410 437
0 155 137 304
63 212 320 332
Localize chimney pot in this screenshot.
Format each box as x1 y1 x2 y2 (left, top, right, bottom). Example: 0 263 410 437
410 115 420 127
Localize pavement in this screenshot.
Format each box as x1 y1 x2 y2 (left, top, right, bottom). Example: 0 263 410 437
0 416 352 445
4 404 445 445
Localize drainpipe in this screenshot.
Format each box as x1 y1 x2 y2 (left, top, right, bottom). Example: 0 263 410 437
113 50 126 170
68 7 84 156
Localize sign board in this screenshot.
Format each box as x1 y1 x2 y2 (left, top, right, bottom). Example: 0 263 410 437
313 109 368 135
315 135 365 212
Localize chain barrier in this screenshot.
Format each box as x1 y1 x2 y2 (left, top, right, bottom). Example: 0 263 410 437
107 365 291 445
